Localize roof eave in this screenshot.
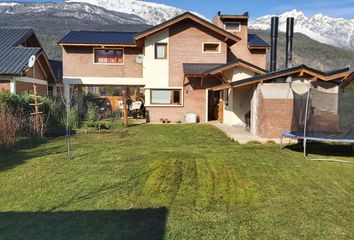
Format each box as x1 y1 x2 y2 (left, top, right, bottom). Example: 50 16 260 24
134 12 240 44
220 16 249 20
58 43 138 47
212 65 350 91
248 45 271 50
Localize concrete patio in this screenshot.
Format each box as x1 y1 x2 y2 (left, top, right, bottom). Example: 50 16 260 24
209 121 294 144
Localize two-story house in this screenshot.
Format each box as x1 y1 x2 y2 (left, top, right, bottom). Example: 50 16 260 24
58 11 270 123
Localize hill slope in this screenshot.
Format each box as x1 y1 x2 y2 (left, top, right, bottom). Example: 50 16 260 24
250 29 354 71
0 2 353 71
250 10 354 51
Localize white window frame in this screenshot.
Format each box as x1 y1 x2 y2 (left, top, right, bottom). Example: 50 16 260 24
224 21 241 32
146 88 184 107
154 42 168 59
202 42 221 54
93 47 125 65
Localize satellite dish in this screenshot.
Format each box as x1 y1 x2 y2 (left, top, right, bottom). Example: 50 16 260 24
28 55 36 68
135 54 144 64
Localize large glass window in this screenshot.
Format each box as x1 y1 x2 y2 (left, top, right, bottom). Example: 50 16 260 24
155 43 167 59
94 48 124 64
224 22 241 32
150 89 181 105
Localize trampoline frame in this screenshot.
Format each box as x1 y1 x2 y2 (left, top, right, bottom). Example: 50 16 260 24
281 87 354 164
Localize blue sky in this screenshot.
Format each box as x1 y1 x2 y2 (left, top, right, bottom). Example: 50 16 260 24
2 0 354 19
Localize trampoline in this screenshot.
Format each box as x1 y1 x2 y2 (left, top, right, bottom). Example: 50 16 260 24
281 86 354 163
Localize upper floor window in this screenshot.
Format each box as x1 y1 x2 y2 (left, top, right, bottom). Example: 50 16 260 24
203 42 220 53
94 48 124 64
155 43 168 59
224 22 241 32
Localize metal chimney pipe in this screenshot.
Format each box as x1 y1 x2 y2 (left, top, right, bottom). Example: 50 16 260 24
286 17 295 68
270 16 279 72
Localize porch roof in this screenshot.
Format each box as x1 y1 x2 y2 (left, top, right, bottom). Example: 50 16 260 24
183 63 224 77
183 58 268 77
212 65 350 91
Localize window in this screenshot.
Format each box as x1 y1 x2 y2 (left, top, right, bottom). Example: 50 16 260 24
94 48 124 64
155 43 167 59
224 22 241 32
203 43 220 53
150 89 181 105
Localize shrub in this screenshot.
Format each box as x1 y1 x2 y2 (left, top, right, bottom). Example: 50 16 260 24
69 107 80 129
0 104 25 149
0 90 69 136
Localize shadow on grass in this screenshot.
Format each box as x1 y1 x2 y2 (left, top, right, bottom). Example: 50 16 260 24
0 137 65 172
286 142 354 157
0 207 168 240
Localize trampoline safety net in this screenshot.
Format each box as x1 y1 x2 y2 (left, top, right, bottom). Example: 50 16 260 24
291 88 354 140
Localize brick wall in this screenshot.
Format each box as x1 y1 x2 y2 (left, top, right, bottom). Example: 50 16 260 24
146 77 221 123
211 15 267 69
63 46 143 78
0 81 10 91
256 91 293 138
25 61 47 80
147 88 206 123
169 20 227 87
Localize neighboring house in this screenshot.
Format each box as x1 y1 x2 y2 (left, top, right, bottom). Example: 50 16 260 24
58 11 270 123
0 28 57 96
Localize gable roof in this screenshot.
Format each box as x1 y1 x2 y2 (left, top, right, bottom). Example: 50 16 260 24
0 28 34 50
58 31 138 46
248 34 270 49
212 65 350 91
0 28 43 75
49 60 63 82
183 58 267 77
134 12 240 45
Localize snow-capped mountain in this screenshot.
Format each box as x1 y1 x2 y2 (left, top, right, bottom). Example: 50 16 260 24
250 9 354 51
65 0 199 25
0 2 145 24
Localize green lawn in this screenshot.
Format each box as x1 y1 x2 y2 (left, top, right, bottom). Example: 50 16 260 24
0 124 353 240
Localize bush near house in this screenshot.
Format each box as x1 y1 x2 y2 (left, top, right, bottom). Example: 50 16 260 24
0 104 25 149
0 90 68 146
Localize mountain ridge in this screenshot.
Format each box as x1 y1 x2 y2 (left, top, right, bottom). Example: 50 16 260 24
0 1 353 71
250 9 354 51
65 0 203 25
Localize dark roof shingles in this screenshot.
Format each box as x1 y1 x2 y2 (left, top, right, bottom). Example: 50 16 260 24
0 28 41 75
248 34 270 48
183 63 224 75
58 31 138 45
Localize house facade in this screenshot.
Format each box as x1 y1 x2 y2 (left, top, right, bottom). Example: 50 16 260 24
59 11 270 123
0 28 57 96
58 11 353 138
